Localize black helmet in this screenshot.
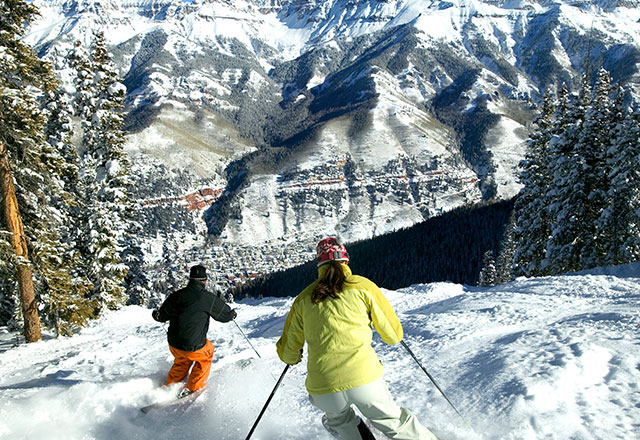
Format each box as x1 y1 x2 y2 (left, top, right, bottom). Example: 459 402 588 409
189 265 207 280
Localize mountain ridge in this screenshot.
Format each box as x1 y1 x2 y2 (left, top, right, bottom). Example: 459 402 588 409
26 0 640 252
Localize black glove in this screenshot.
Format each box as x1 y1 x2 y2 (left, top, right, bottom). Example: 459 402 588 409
290 348 303 365
152 309 160 322
231 309 237 320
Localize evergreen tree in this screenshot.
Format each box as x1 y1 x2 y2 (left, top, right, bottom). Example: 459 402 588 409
29 225 96 336
478 250 497 287
513 94 555 276
0 0 59 341
495 211 516 283
123 216 150 306
78 31 134 311
598 95 640 264
147 240 179 307
544 78 591 274
37 88 96 335
573 69 613 268
44 88 80 192
516 71 638 277
68 40 95 129
165 241 182 289
1 2 97 337
0 231 18 328
43 86 89 280
67 40 96 281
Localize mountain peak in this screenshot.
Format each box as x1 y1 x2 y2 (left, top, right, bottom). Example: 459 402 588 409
26 0 640 250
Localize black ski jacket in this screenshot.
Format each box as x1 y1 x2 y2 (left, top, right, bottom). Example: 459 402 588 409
154 280 234 351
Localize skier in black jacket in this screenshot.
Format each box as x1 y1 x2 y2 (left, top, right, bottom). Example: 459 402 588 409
152 264 236 396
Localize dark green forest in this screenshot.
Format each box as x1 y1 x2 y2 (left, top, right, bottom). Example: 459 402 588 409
230 198 515 300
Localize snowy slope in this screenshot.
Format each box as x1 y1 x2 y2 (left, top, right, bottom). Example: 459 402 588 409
1 264 638 439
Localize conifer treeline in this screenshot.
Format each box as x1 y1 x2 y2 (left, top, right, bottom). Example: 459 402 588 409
511 69 640 278
234 68 640 297
0 1 147 337
229 199 515 300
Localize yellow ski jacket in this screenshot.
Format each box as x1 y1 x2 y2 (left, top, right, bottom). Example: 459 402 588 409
276 263 403 395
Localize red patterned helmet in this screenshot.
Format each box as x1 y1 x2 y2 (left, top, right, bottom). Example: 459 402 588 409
316 237 349 267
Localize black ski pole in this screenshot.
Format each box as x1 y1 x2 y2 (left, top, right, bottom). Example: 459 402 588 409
234 319 262 358
245 364 290 440
401 340 470 426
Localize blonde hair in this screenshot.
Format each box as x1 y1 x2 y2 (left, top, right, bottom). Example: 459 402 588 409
311 261 347 304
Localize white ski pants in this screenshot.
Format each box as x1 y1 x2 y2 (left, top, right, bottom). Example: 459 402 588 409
309 377 438 440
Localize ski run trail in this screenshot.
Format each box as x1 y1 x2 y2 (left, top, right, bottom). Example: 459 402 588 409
0 264 638 440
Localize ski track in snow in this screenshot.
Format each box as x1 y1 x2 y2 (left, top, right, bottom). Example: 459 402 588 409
0 265 639 439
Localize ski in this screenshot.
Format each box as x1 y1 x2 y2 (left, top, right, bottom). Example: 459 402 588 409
140 358 251 414
140 388 204 414
363 420 387 440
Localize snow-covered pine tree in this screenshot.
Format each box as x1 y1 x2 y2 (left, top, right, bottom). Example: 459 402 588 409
28 224 96 336
78 31 136 311
495 210 516 284
513 94 555 277
123 215 151 306
573 69 613 268
67 40 96 276
38 87 96 335
0 231 18 328
68 40 96 132
0 0 59 341
478 250 497 287
598 91 640 264
44 88 80 190
544 79 591 275
42 86 88 268
162 239 185 293
145 239 185 307
95 36 150 308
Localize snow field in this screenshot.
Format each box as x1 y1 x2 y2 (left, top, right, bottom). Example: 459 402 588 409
0 266 639 439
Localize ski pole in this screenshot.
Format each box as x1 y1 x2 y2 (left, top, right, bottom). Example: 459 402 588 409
233 318 262 358
401 340 470 426
233 319 278 381
245 364 290 440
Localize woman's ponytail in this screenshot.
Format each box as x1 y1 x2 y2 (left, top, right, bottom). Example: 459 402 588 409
311 261 346 304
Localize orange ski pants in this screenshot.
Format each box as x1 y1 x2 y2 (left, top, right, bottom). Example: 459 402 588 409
166 339 214 391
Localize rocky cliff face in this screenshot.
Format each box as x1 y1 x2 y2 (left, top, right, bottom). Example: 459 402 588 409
28 0 640 248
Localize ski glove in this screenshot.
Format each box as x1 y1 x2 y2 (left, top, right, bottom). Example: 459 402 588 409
288 348 303 365
231 309 237 320
152 309 161 322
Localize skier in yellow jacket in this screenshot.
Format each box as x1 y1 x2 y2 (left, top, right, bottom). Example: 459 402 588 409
277 237 438 440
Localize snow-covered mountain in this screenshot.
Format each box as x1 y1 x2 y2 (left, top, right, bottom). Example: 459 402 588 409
1 264 638 439
26 0 640 250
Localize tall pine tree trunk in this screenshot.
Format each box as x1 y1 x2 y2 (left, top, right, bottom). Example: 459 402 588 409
0 140 42 342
